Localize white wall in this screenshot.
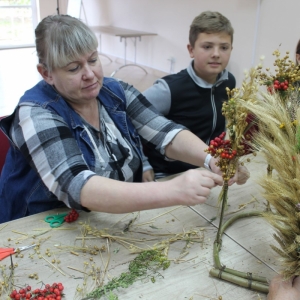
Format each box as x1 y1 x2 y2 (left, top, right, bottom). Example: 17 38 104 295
39 0 68 20
256 0 300 73
41 0 300 87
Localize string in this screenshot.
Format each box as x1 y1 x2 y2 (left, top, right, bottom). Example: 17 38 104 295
83 124 125 181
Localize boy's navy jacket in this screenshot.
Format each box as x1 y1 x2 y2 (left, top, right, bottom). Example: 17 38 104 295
143 63 235 175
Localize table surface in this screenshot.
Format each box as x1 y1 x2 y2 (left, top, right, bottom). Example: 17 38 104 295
0 154 279 300
89 26 157 38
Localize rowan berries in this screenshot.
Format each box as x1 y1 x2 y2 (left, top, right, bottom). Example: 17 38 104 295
9 283 65 299
64 209 79 223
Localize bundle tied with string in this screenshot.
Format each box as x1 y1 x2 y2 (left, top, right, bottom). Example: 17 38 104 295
208 67 271 294
206 68 258 215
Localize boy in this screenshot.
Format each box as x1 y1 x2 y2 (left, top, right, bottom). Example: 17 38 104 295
143 11 235 178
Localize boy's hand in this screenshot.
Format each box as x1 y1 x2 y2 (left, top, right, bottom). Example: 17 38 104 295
210 158 250 186
142 169 155 182
228 164 250 186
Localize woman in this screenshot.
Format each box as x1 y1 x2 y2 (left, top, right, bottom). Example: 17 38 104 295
0 15 248 223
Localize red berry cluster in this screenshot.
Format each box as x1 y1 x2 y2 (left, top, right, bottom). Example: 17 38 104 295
64 209 79 223
208 132 237 160
267 79 289 93
10 283 64 300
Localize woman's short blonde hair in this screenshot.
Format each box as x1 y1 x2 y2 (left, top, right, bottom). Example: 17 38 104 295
35 14 98 72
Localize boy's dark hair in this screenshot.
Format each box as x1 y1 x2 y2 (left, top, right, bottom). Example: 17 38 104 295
189 11 234 47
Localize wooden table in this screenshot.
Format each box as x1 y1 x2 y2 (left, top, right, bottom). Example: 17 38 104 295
0 154 279 300
90 26 157 77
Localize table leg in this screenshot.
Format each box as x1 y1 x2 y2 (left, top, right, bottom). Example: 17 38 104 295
97 33 112 62
111 36 147 77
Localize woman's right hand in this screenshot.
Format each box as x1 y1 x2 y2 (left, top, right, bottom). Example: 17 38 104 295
169 169 223 206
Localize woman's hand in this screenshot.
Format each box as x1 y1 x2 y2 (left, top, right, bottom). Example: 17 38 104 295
267 275 300 300
142 169 155 182
169 169 223 205
82 168 223 213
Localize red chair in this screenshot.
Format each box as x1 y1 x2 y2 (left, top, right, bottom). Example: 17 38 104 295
0 117 10 174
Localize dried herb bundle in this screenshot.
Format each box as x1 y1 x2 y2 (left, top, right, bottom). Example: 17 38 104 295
83 249 170 299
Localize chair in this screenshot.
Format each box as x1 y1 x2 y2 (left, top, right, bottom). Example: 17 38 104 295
0 117 10 174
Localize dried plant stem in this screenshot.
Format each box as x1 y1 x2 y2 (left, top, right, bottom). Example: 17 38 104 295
67 266 89 275
216 181 229 244
99 238 111 286
0 223 8 232
149 206 182 221
266 164 273 211
41 255 66 276
11 230 28 236
134 221 154 227
211 210 269 293
267 164 273 176
111 212 133 228
76 235 144 242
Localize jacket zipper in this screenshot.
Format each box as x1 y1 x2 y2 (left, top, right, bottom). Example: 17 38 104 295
206 86 217 144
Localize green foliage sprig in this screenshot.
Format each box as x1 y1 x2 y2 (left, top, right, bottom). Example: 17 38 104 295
83 249 170 299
